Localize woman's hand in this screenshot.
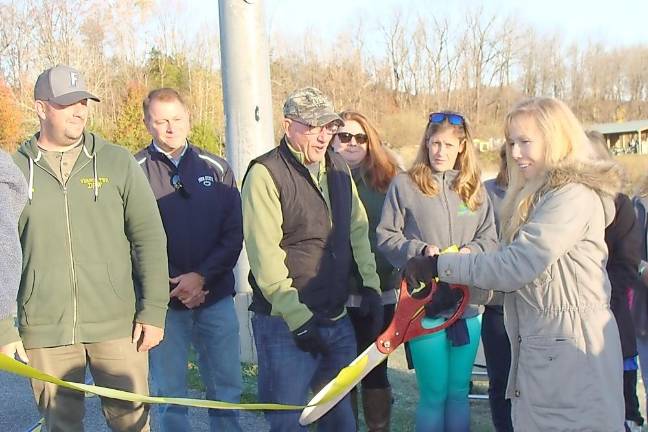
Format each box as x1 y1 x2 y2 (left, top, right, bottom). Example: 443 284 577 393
404 255 439 292
423 245 440 256
459 247 471 254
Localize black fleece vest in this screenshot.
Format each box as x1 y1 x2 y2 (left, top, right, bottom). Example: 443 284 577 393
245 139 353 319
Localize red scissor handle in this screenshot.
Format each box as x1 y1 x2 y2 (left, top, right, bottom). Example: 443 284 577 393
375 280 470 354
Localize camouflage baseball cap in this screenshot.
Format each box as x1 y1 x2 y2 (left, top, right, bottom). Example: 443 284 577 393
283 87 343 127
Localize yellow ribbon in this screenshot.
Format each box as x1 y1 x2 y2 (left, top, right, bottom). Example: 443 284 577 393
441 245 460 254
0 355 302 411
1 343 376 414
6 245 465 425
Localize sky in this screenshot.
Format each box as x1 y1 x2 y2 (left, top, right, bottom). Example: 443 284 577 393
189 0 648 51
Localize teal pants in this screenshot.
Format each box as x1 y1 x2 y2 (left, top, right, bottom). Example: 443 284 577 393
409 315 482 432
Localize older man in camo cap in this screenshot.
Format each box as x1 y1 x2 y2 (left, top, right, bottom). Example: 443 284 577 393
241 87 382 431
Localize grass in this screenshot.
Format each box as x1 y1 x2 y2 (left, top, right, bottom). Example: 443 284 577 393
186 350 259 405
187 346 496 431
186 346 648 431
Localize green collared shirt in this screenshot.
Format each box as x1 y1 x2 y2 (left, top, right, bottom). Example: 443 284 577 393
242 139 380 330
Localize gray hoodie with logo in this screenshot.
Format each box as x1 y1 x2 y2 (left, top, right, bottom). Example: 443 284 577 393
0 149 28 346
377 170 498 317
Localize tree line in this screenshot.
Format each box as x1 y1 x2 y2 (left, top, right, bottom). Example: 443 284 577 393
1 0 647 153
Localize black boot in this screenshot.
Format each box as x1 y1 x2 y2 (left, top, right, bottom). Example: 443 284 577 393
362 387 392 432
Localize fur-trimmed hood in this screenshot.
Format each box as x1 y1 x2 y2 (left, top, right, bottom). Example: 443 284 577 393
537 158 623 225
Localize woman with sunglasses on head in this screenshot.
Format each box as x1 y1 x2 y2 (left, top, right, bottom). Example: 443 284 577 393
405 98 625 431
331 110 400 431
377 111 497 432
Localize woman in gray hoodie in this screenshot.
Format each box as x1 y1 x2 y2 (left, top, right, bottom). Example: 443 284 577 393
377 111 497 432
405 97 625 431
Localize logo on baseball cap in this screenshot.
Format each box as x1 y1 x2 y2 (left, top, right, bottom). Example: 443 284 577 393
283 87 343 127
34 64 100 105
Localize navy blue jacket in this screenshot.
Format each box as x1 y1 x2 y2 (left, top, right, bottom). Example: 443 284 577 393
135 143 243 310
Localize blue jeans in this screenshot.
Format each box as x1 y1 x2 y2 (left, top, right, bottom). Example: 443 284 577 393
150 296 243 432
481 307 513 432
252 314 357 432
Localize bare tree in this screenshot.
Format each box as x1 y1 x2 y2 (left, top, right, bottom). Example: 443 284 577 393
380 8 411 107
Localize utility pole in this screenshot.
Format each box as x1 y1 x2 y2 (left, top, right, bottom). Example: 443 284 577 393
218 0 275 363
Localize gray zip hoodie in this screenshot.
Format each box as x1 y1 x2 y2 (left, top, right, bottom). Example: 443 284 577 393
0 149 28 346
377 170 497 317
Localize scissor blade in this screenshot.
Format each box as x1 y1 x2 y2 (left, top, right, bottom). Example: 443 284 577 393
299 344 388 426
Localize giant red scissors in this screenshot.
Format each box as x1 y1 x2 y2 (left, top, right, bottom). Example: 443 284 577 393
299 280 470 425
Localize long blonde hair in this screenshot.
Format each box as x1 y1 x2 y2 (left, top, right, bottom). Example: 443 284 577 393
500 97 592 242
407 112 483 211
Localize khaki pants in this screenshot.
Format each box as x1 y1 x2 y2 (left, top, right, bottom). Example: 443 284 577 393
27 338 150 432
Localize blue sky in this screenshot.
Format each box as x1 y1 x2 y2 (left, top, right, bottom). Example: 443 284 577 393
189 0 647 50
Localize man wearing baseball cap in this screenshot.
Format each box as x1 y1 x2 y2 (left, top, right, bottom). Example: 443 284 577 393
11 64 169 431
241 87 383 431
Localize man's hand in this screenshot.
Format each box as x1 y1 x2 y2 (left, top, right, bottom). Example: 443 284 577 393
0 340 28 363
458 247 471 254
170 272 207 309
132 322 164 352
292 318 329 357
182 290 208 309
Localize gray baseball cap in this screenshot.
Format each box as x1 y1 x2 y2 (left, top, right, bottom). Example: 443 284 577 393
34 64 100 105
283 87 343 127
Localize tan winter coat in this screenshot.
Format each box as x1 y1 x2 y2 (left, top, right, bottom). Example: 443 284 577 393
437 160 625 432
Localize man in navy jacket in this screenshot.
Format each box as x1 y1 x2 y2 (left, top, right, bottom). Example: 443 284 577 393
136 88 243 432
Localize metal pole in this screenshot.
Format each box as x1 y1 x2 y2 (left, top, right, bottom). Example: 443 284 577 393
219 0 275 363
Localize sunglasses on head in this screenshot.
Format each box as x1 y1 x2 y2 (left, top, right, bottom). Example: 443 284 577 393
429 112 465 126
171 173 190 199
336 132 368 145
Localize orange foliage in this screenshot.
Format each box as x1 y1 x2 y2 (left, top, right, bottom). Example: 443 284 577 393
0 80 24 152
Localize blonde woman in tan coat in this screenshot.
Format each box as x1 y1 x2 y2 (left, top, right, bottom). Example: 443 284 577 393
404 97 625 431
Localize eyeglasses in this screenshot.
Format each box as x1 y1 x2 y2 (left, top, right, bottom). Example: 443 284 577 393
429 112 465 126
336 132 368 145
171 173 190 198
292 119 340 136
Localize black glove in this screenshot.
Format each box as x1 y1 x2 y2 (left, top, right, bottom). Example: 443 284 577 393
353 286 385 339
424 281 463 317
292 317 329 356
404 255 439 294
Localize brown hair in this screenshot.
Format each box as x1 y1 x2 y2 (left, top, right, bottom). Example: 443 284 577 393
495 144 509 188
143 88 188 119
339 111 398 193
586 130 612 161
407 111 483 211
